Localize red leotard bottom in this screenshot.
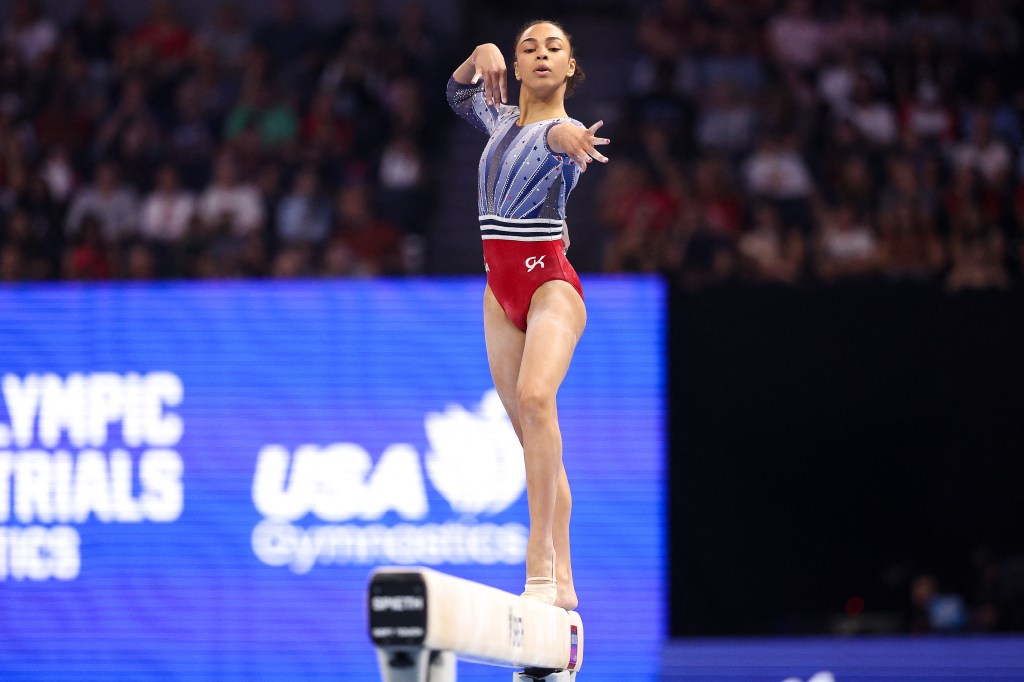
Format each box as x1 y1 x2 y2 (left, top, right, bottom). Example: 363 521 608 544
483 238 584 331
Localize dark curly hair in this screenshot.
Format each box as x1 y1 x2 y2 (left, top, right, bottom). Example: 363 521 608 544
513 19 586 97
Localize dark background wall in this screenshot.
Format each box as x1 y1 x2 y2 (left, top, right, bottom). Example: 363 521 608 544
669 283 1024 635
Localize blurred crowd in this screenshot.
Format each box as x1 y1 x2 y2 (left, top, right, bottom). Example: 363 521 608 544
0 0 444 281
3 0 1024 288
908 548 1024 634
602 0 1024 291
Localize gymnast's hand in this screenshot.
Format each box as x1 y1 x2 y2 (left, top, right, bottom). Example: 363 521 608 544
548 120 610 173
471 43 507 106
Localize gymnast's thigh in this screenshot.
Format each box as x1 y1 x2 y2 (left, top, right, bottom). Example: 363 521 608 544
483 285 526 439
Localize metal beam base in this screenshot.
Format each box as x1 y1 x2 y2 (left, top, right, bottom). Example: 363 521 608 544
375 648 456 682
515 669 576 681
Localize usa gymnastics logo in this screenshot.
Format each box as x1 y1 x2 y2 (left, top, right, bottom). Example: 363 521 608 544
250 390 529 573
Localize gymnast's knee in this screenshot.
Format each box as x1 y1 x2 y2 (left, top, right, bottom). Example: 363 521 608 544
515 385 556 428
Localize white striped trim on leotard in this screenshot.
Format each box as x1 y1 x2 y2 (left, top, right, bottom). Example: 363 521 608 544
479 214 564 242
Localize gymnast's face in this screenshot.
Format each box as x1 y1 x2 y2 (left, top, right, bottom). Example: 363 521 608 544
514 23 576 95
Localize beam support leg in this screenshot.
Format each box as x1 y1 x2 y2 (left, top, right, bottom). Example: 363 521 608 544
375 648 456 682
514 671 576 681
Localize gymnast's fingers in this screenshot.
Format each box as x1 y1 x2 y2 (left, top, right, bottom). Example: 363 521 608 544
492 66 506 106
585 142 609 163
485 72 495 106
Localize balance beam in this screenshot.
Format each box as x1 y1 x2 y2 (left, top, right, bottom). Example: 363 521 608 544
368 567 584 681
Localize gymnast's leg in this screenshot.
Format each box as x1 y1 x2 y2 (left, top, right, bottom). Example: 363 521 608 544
483 282 585 611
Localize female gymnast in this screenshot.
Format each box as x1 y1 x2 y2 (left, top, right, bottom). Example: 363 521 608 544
447 20 609 610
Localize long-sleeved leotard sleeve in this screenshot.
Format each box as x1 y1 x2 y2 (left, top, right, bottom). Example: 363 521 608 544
446 77 519 136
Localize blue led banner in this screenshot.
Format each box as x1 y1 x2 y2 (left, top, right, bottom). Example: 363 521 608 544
661 637 1024 680
0 277 664 681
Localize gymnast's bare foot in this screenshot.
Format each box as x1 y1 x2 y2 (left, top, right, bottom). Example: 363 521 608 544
555 558 578 611
555 580 578 611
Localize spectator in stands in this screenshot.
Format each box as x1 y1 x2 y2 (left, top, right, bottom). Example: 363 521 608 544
968 25 1016 99
767 0 826 74
34 83 96 163
0 46 28 117
327 0 392 52
140 163 195 244
197 2 250 70
969 77 1022 149
224 77 298 151
743 132 815 224
65 160 137 242
599 150 684 274
393 1 441 84
124 241 157 279
700 25 765 95
301 89 354 163
0 241 21 280
695 80 756 155
2 0 57 69
378 131 426 234
635 0 693 64
879 155 937 222
169 78 218 190
255 0 314 78
877 203 945 282
329 182 403 276
952 110 1012 187
276 166 330 247
271 243 313 278
945 205 1010 291
39 145 77 205
828 0 891 55
92 76 158 161
197 153 263 236
2 207 51 279
737 203 805 284
846 73 898 148
944 164 1005 231
115 118 163 190
898 81 955 147
317 29 389 161
253 162 283 245
828 154 876 214
599 160 655 262
64 212 112 280
692 155 741 239
910 573 970 633
745 129 815 199
69 0 119 67
817 48 866 114
320 237 358 277
814 202 880 282
132 0 193 66
624 59 693 154
900 0 961 47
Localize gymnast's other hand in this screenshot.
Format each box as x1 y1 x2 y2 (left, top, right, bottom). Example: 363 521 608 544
471 43 507 106
548 120 610 173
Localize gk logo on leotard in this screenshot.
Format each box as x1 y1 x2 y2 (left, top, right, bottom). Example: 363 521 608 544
525 256 545 273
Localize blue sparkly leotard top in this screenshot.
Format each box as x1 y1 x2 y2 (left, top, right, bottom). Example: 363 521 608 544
446 77 583 242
